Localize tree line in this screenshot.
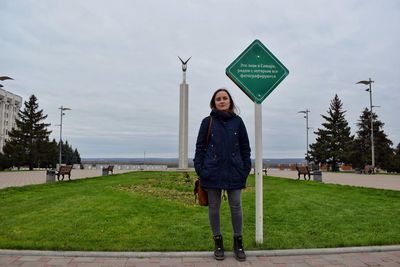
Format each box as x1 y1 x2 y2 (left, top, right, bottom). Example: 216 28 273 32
3 93 397 172
308 94 400 172
0 95 81 170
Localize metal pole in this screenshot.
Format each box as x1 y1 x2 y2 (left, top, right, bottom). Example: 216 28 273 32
255 103 263 244
369 78 375 167
58 106 71 168
305 109 309 163
356 78 376 168
59 106 63 167
298 109 310 163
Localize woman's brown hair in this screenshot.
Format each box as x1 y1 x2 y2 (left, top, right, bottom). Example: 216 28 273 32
209 88 238 113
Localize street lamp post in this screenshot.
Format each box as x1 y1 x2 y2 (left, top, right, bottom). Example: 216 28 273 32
357 78 375 168
298 109 310 163
59 106 71 168
0 76 14 87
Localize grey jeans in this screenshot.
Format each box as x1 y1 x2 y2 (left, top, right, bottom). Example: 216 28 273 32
207 188 243 237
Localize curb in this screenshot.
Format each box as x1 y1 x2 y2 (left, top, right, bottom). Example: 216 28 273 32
1 245 400 258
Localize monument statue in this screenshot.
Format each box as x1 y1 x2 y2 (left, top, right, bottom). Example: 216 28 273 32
177 56 191 169
178 56 191 72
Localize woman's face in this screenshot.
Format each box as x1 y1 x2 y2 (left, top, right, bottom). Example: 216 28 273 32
214 91 231 111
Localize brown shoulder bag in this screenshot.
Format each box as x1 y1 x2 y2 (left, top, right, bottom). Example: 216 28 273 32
194 116 212 206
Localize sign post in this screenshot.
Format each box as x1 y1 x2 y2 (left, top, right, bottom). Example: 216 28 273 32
254 103 263 242
226 39 289 244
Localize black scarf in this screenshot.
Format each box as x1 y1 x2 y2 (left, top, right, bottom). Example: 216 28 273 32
210 109 236 122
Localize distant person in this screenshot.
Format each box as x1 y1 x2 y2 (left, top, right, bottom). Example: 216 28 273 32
194 88 251 261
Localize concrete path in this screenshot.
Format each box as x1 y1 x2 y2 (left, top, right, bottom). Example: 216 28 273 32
0 169 132 189
267 169 400 191
1 168 399 191
1 246 400 266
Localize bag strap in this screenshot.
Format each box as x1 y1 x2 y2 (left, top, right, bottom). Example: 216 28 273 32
206 116 213 146
194 179 200 200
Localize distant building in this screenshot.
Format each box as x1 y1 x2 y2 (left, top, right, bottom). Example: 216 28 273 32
0 89 22 153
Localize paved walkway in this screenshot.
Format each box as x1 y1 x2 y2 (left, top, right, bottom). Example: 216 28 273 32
1 246 400 266
267 169 400 191
1 169 399 266
1 168 399 191
0 169 132 189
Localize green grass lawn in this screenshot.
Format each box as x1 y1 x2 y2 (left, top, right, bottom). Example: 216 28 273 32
0 171 399 251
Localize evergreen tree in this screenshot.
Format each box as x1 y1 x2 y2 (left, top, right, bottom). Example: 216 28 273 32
309 94 353 171
0 152 11 170
3 95 52 170
393 143 400 173
352 108 393 170
60 140 81 165
385 148 399 173
41 138 59 168
2 141 25 169
74 148 81 164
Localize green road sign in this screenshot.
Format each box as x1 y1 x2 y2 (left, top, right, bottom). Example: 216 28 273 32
226 39 289 104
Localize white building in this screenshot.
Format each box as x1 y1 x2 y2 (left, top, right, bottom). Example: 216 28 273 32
0 89 22 153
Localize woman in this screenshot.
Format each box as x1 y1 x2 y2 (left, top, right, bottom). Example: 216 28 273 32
194 88 251 261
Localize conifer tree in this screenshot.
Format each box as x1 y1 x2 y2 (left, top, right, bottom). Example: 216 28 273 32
3 95 52 170
309 94 353 171
74 148 81 164
60 140 81 165
351 108 393 170
0 152 11 170
394 143 400 173
42 138 59 168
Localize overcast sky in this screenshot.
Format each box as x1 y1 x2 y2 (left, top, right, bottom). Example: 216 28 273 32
1 0 399 159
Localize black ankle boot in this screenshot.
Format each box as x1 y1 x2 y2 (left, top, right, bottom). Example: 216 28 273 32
213 235 224 260
233 236 246 261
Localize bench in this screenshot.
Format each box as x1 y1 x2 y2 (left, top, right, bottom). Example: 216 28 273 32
102 165 114 175
296 165 311 180
252 168 268 175
56 165 73 181
363 165 374 174
263 168 268 175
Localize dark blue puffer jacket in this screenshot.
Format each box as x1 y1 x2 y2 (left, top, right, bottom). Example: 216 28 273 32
194 109 251 190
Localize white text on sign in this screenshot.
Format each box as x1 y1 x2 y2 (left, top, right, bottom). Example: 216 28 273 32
237 63 278 79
